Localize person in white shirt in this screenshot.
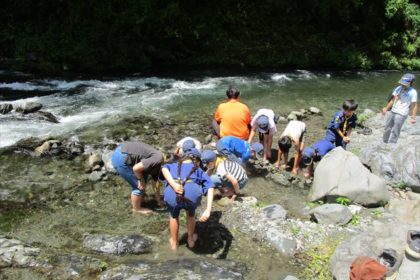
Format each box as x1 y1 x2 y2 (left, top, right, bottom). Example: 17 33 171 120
248 108 277 160
382 73 417 143
275 120 306 176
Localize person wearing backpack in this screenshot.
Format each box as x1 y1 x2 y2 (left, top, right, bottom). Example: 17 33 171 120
161 148 215 250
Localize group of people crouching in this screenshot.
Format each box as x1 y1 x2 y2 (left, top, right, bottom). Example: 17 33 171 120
111 73 417 251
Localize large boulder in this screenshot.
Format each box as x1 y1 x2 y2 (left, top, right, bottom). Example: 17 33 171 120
388 198 420 224
309 204 352 225
100 259 246 280
16 102 43 114
0 103 13 114
83 234 152 255
330 221 420 280
310 147 389 206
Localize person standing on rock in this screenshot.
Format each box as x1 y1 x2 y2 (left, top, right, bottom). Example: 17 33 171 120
174 137 202 156
161 148 214 250
301 139 335 178
112 141 164 214
275 120 306 176
216 136 264 165
248 108 278 161
212 86 251 140
325 99 358 149
201 150 248 201
382 73 417 143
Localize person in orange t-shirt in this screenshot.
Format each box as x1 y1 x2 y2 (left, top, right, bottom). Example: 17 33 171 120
212 86 251 140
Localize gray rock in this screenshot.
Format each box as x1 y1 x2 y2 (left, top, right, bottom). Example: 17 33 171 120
16 102 43 114
262 204 288 220
0 103 13 114
309 204 352 225
88 153 103 169
310 147 389 206
290 111 304 117
308 107 321 114
407 191 420 200
396 254 420 280
35 111 59 123
265 228 296 255
283 276 300 280
270 173 291 186
100 259 245 280
330 222 420 280
388 198 420 224
47 254 103 279
277 116 288 124
102 150 116 173
287 113 298 121
0 237 40 268
83 234 152 255
88 171 106 182
204 134 213 144
34 140 61 156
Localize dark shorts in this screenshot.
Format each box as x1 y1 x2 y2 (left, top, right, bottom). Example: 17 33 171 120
166 202 196 219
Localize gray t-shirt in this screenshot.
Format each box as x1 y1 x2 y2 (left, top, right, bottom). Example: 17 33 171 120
121 142 162 178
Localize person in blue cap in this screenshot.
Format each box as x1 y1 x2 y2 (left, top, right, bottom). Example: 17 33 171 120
325 99 358 149
174 137 202 156
161 148 214 250
216 136 264 165
201 150 248 202
382 73 417 143
301 139 335 178
248 108 278 161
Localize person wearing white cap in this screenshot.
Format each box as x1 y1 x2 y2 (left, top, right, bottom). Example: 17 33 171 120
382 73 417 143
248 108 278 161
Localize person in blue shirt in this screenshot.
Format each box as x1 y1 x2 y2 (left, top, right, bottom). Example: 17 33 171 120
325 99 358 149
216 136 264 165
301 139 335 178
161 148 214 251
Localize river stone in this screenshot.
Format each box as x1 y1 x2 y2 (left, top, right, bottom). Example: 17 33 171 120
83 234 152 255
102 150 116 173
88 170 106 182
287 113 298 121
34 139 61 156
309 204 352 225
308 107 321 114
330 221 420 280
310 147 389 206
283 276 300 280
290 111 304 117
262 204 287 220
396 254 420 280
277 116 288 124
35 111 59 123
16 102 43 114
270 173 291 186
0 237 40 268
88 153 103 169
265 228 297 255
0 103 13 114
47 254 103 279
100 259 246 280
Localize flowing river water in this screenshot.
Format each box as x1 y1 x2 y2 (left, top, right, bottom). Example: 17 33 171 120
0 70 417 279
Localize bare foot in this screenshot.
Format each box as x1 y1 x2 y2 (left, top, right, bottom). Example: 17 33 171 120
169 238 178 250
132 208 153 215
303 172 313 179
187 234 198 248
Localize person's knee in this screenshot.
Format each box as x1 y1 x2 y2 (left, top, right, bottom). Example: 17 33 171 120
131 189 143 196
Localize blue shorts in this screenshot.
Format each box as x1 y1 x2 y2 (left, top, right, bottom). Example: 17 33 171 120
163 185 199 218
210 174 248 190
166 203 196 219
112 146 143 196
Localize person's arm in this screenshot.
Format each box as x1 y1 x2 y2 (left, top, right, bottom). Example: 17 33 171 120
382 97 395 115
292 141 302 175
214 106 221 122
133 162 146 189
411 102 417 124
248 128 256 143
265 134 273 160
225 173 240 194
161 167 183 194
199 188 214 222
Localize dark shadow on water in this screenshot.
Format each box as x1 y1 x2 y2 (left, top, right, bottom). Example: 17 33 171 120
180 211 233 259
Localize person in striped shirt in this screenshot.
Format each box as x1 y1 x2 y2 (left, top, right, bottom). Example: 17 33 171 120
201 150 248 201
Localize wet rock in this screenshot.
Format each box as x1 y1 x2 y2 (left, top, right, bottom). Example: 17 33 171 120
309 204 352 225
47 254 103 280
290 111 304 118
83 234 152 255
35 111 59 123
64 140 84 156
330 222 420 280
34 140 61 156
262 204 287 220
100 259 246 280
88 170 106 182
269 173 291 186
102 150 116 173
205 134 213 144
0 237 40 268
88 153 103 169
277 116 288 124
287 113 298 121
0 103 13 114
16 102 43 114
308 107 321 115
310 147 389 206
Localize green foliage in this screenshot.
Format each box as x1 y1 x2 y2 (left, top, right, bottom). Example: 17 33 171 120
307 200 324 209
300 238 340 280
0 210 28 233
255 201 269 208
371 209 383 218
396 181 407 189
0 0 419 73
350 213 361 226
290 225 300 237
336 197 351 206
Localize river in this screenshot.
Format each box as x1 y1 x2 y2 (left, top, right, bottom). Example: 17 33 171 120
0 70 417 279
